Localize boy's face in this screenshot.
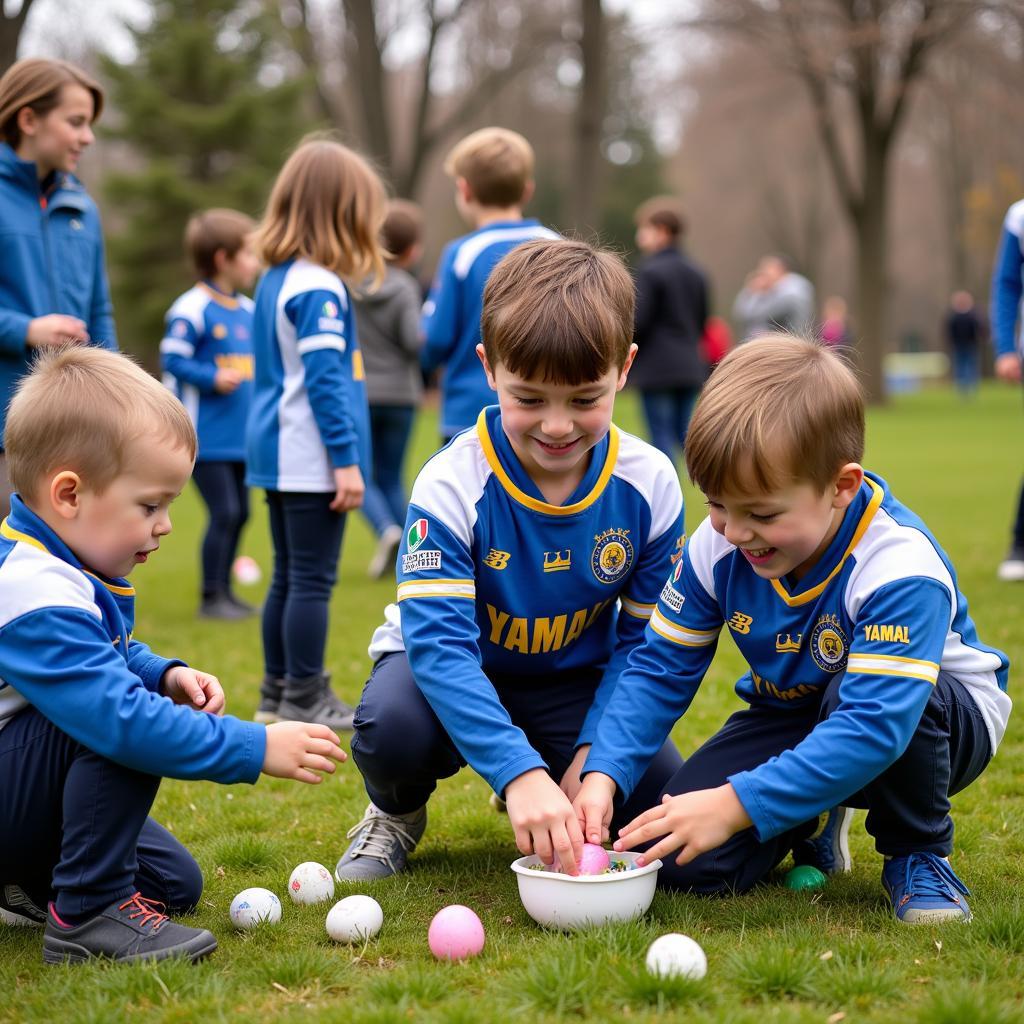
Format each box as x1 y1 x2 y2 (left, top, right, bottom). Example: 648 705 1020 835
54 433 194 579
635 222 671 254
218 242 260 293
705 466 863 582
478 344 636 487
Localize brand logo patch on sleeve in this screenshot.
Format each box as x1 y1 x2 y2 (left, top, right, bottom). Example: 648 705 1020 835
402 550 442 573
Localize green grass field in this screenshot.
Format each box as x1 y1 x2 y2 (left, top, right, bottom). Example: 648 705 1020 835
2 385 1023 1023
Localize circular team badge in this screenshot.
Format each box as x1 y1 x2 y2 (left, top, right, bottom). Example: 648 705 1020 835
810 614 849 673
591 528 634 584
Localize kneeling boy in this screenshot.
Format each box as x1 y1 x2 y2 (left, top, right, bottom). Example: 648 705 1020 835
0 347 345 963
335 239 685 879
575 336 1010 922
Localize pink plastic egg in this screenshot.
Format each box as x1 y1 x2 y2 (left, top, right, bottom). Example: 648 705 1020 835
428 904 485 960
577 843 611 875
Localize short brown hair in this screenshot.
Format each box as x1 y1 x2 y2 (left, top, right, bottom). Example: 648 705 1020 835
481 239 634 385
381 199 422 259
685 334 864 495
185 208 256 278
253 135 386 283
5 347 197 499
444 127 534 208
634 196 686 238
0 58 103 148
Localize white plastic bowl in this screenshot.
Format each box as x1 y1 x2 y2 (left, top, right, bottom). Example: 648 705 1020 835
511 850 661 930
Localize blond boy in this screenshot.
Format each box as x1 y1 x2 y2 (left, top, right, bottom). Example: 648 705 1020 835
576 336 1010 923
421 127 558 441
0 347 344 963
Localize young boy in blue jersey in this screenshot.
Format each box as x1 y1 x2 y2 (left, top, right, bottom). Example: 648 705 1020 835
161 209 259 620
0 347 345 962
575 336 1011 923
422 127 558 442
334 239 686 881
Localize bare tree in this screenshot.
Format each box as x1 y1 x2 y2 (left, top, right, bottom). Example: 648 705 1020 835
0 0 38 71
570 0 606 233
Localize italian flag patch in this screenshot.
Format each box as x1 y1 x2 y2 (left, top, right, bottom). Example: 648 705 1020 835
407 518 429 552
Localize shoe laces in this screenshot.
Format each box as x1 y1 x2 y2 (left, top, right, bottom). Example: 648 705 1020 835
118 892 169 931
345 808 420 871
895 852 970 907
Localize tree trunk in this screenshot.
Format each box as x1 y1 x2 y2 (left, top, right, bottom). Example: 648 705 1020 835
570 0 605 233
0 1 37 72
853 135 888 404
342 0 392 179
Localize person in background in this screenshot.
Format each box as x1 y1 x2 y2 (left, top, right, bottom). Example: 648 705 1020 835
0 57 118 518
733 254 815 341
631 196 709 468
821 295 851 349
160 209 259 620
354 200 425 580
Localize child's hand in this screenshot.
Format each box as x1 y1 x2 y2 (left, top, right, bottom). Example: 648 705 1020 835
330 465 365 512
572 772 616 846
505 768 584 875
613 784 752 867
263 721 346 784
214 367 243 393
558 744 590 802
162 665 226 715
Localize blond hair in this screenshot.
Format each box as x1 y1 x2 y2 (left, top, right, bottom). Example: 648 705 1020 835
685 334 864 495
482 239 634 385
185 208 256 278
253 136 386 283
5 347 197 498
0 58 103 148
444 127 534 208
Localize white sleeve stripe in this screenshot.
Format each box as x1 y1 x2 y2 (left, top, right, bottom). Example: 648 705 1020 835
621 596 655 619
848 653 939 683
397 579 475 601
297 334 346 355
159 339 195 357
649 607 719 647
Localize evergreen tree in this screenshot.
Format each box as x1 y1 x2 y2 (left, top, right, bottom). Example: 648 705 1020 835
101 0 311 359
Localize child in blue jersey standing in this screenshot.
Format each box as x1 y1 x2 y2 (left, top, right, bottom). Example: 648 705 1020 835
0 347 345 962
161 209 259 620
334 239 686 881
422 127 558 442
247 138 385 732
575 336 1011 924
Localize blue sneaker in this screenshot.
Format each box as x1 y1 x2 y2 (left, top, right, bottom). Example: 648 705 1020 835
792 806 853 874
882 852 971 923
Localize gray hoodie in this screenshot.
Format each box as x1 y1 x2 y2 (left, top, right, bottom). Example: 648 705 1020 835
353 266 424 405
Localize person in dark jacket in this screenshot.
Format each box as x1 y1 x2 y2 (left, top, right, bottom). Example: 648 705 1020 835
631 197 709 467
0 58 117 516
945 290 984 398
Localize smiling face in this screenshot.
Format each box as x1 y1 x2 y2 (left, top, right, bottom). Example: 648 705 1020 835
52 433 194 579
705 465 863 582
479 345 634 501
219 240 260 293
16 83 96 177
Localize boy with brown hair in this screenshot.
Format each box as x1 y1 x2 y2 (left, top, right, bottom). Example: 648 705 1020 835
0 346 346 962
421 127 558 442
575 335 1011 923
161 208 260 620
334 239 685 881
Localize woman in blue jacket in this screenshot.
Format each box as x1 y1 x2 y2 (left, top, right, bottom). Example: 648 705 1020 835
0 58 117 514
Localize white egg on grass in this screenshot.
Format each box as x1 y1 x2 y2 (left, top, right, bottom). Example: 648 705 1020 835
325 895 383 943
645 933 707 980
229 887 282 930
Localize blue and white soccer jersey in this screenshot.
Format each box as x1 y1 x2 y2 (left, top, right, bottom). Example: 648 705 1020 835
159 283 255 461
586 472 1011 841
246 259 369 492
368 405 685 796
421 219 559 436
991 199 1024 358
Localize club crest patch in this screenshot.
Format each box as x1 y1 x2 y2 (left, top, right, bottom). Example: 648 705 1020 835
810 614 848 673
591 528 633 584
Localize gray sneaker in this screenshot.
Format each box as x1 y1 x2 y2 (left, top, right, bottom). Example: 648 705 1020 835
0 884 47 927
254 675 284 725
277 674 356 732
334 803 427 881
42 892 218 965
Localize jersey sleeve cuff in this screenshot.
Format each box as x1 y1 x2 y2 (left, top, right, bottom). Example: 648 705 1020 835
581 757 631 801
327 441 360 469
241 720 267 783
139 656 186 693
491 753 549 800
727 771 777 841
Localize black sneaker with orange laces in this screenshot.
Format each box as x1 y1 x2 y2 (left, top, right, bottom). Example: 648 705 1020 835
42 892 217 965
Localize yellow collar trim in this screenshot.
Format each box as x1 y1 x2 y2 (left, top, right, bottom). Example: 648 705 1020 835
1 519 136 596
199 282 240 309
769 478 884 607
475 410 619 516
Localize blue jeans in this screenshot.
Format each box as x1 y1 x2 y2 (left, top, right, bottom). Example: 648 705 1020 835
952 346 979 395
361 405 415 536
655 672 991 894
192 460 249 597
351 651 683 827
0 707 202 920
262 490 346 680
640 387 701 466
